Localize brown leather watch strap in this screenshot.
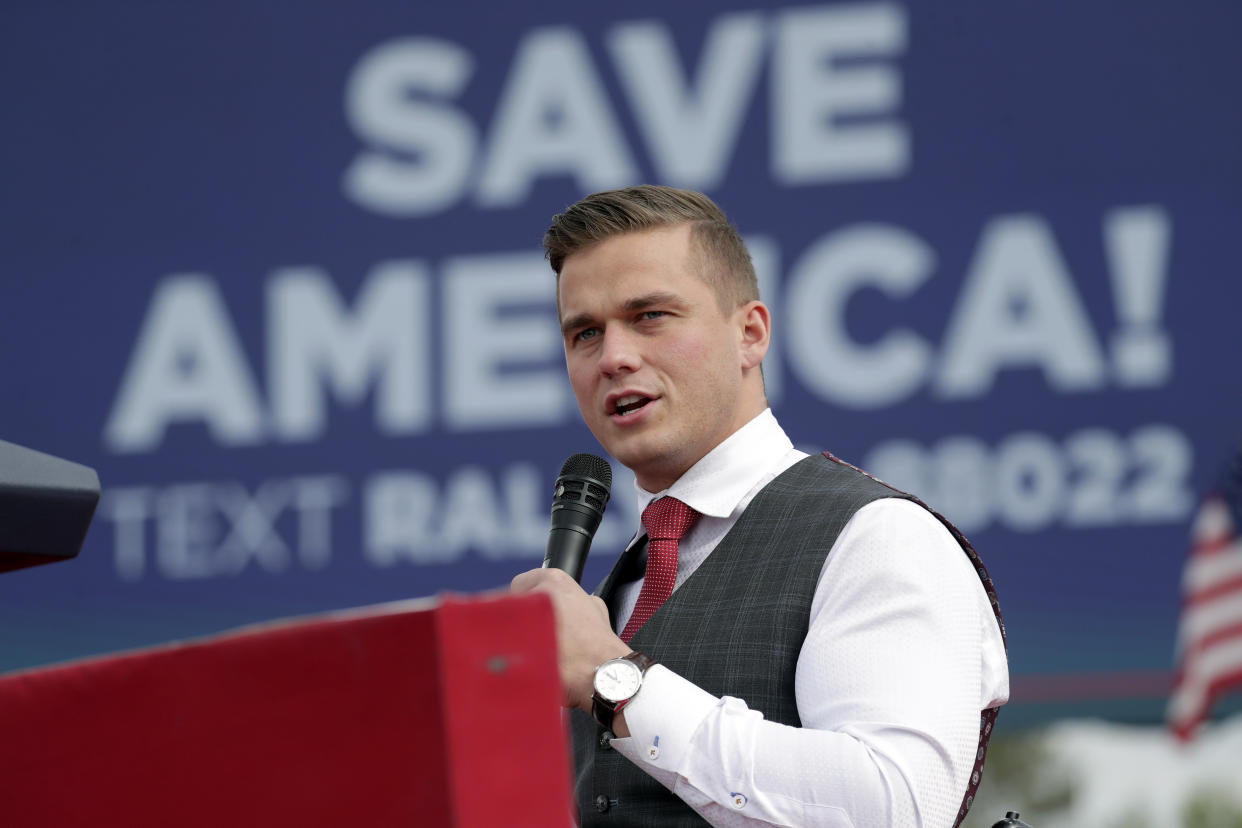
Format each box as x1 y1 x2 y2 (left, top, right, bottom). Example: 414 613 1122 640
591 651 657 730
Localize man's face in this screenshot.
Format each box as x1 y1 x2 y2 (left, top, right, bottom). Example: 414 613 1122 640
557 224 767 492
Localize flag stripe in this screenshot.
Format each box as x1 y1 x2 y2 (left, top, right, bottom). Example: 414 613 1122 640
1195 536 1235 555
1185 619 1242 659
1175 590 1242 654
1183 539 1242 594
1168 637 1242 727
1190 497 1232 548
1169 460 1242 739
1186 572 1242 607
1170 666 1242 742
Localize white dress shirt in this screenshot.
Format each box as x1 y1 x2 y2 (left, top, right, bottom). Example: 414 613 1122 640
607 409 1010 828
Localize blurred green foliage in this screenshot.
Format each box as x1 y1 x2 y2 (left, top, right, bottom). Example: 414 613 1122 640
1183 787 1242 828
961 730 1242 828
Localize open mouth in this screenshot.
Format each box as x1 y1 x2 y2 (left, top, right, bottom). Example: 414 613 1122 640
611 394 653 416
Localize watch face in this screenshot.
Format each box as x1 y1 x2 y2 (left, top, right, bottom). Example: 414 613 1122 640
594 658 642 703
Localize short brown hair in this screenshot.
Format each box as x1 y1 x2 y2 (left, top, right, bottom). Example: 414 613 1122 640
543 185 759 311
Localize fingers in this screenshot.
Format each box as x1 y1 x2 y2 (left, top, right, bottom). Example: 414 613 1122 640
511 566 581 594
509 568 629 712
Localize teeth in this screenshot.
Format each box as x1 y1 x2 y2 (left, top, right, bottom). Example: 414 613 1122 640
614 395 650 415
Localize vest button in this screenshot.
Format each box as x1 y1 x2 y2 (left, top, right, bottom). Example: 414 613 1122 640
594 795 610 813
599 730 614 749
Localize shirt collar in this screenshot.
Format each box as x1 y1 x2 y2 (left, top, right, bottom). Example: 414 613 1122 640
634 409 794 520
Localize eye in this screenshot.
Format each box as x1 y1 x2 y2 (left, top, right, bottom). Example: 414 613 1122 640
573 327 601 344
639 310 666 321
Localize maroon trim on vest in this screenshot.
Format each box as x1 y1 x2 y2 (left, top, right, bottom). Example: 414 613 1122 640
821 452 1007 828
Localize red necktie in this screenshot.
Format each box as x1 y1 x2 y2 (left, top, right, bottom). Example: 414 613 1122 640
620 497 701 643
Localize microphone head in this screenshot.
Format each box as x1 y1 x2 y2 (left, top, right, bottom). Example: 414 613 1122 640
559 452 613 487
553 453 612 521
544 453 613 580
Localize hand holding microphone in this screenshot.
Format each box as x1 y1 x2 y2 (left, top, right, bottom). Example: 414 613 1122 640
508 452 620 711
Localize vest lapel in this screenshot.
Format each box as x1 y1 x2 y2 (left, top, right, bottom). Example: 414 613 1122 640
593 531 647 629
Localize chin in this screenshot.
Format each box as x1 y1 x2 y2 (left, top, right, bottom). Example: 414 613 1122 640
603 442 657 474
615 446 687 489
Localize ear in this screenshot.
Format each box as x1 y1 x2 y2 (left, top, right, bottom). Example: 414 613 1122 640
736 300 771 370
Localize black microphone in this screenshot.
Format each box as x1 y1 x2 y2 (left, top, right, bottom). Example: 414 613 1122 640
542 453 613 582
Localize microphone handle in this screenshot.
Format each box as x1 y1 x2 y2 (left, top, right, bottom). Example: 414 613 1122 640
543 524 593 583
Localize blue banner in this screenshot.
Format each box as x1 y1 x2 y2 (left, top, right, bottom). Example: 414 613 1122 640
3 1 1239 723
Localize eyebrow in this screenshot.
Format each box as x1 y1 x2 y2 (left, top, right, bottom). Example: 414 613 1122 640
560 292 683 336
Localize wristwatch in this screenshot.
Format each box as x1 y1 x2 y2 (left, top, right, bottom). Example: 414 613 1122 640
591 651 657 730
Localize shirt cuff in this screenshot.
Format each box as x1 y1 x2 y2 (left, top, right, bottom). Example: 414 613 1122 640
609 664 720 775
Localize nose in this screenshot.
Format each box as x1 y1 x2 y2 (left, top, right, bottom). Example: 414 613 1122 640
597 326 642 377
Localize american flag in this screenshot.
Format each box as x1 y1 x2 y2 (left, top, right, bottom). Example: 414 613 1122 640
1168 443 1242 740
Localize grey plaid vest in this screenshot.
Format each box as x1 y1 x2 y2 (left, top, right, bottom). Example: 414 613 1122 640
570 452 1004 827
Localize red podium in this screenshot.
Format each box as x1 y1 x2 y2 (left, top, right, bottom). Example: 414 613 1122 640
0 593 573 827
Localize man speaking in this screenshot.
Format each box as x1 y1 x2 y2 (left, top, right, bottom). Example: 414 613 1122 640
511 186 1009 827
